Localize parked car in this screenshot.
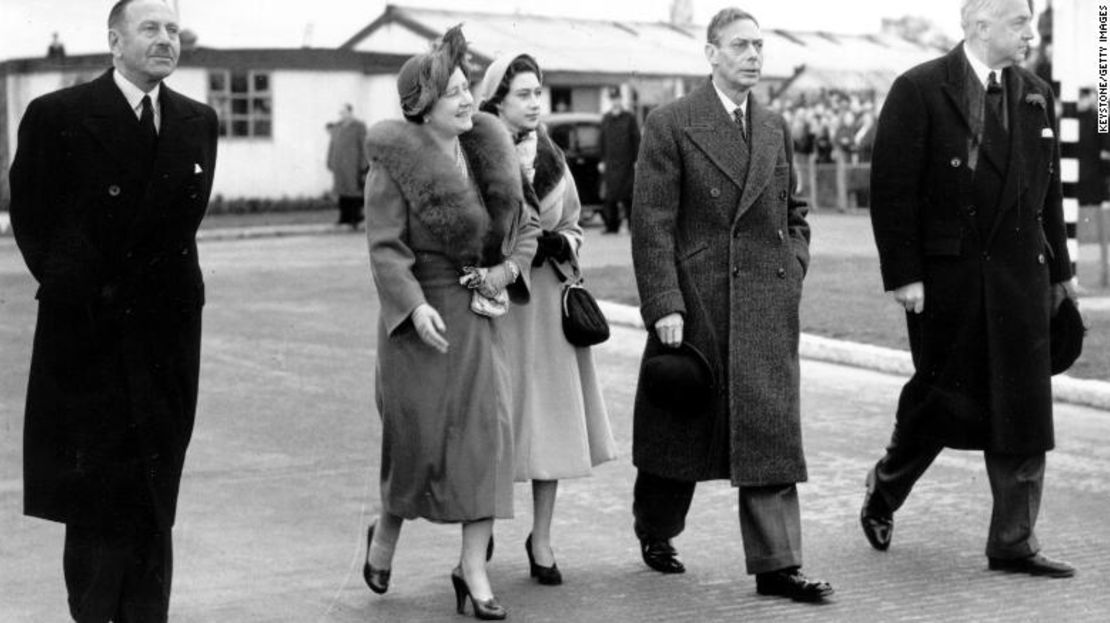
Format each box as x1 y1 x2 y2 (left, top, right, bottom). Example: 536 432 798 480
544 112 603 221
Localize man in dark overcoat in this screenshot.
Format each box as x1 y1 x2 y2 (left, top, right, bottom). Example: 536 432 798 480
861 0 1077 578
599 88 640 233
9 0 218 618
630 7 832 602
326 103 368 229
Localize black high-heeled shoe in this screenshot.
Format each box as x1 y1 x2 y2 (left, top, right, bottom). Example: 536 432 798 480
524 533 562 585
451 566 507 620
362 521 391 594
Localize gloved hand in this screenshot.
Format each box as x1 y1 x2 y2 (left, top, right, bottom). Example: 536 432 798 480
533 230 572 266
411 303 448 354
477 261 519 298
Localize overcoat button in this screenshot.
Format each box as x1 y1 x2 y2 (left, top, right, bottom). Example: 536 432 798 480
777 267 786 278
108 185 121 196
731 266 740 276
968 206 977 216
1037 253 1046 264
950 157 961 168
710 188 721 198
777 229 785 241
778 190 787 199
180 247 189 256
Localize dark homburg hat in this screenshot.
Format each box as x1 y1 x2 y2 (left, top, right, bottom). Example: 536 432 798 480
1050 297 1085 375
641 342 716 413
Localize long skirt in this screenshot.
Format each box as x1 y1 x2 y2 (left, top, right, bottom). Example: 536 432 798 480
375 255 514 521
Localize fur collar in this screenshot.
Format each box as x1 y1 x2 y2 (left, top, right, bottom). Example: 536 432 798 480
531 126 566 202
365 112 523 266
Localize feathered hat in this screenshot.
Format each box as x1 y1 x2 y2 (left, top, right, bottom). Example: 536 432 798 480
396 24 469 120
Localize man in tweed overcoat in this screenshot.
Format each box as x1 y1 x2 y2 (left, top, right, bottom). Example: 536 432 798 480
629 7 832 602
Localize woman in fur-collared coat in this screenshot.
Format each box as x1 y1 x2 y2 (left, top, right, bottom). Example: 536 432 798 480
477 53 617 586
359 27 538 618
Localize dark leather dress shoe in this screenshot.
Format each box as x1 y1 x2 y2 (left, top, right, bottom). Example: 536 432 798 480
756 568 834 602
988 553 1076 578
861 467 893 551
639 537 685 574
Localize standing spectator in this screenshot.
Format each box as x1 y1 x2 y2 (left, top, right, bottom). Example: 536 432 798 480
326 103 368 229
599 87 640 234
813 122 834 164
862 0 1076 578
9 0 218 619
47 32 66 59
834 110 858 161
630 6 833 603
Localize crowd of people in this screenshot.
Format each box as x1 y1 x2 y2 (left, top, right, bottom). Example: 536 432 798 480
7 0 1081 621
772 91 881 165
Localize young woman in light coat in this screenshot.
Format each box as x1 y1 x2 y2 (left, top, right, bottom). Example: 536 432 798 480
477 52 618 586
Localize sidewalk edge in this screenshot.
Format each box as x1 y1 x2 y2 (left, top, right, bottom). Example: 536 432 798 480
598 300 1110 412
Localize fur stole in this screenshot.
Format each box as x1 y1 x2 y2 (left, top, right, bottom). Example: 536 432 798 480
365 112 523 266
522 125 568 210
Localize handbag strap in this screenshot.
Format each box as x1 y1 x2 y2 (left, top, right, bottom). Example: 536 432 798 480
547 253 583 285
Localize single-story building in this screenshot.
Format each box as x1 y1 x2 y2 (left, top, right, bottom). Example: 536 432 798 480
1 48 408 206
0 4 943 207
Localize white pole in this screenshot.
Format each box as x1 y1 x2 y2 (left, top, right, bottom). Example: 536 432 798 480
1053 0 1083 279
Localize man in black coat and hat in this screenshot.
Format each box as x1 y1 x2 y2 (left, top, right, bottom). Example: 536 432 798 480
9 0 218 618
861 0 1076 578
599 88 640 233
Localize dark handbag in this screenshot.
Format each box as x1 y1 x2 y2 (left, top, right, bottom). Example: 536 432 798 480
549 258 609 347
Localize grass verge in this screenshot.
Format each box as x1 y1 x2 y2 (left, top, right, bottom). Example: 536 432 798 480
585 256 1108 382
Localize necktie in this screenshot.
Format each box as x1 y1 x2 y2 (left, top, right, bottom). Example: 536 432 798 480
986 71 1005 132
733 107 747 142
139 94 157 150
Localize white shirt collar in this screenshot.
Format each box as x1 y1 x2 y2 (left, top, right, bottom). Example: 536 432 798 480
113 69 161 126
962 42 996 89
712 80 748 118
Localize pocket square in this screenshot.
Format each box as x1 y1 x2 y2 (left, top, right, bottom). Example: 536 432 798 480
194 163 203 174
1040 128 1054 139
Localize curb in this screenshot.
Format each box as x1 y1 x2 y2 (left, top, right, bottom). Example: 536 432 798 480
598 300 1110 412
196 223 341 242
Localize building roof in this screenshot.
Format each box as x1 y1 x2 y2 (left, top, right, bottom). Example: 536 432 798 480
0 48 409 75
341 4 946 90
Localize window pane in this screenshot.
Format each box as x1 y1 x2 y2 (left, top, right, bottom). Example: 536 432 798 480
232 119 249 136
252 119 272 137
253 73 269 92
251 98 271 115
231 97 249 114
209 95 230 118
208 71 226 92
230 71 248 93
218 120 228 137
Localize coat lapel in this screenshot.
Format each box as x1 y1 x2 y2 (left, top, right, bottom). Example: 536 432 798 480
81 70 148 180
734 98 782 223
985 67 1034 250
940 45 975 135
684 84 749 192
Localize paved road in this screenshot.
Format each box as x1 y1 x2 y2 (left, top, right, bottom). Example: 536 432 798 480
2 233 1108 622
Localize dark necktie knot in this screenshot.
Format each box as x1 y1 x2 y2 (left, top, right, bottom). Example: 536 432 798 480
987 71 1002 95
733 107 747 141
